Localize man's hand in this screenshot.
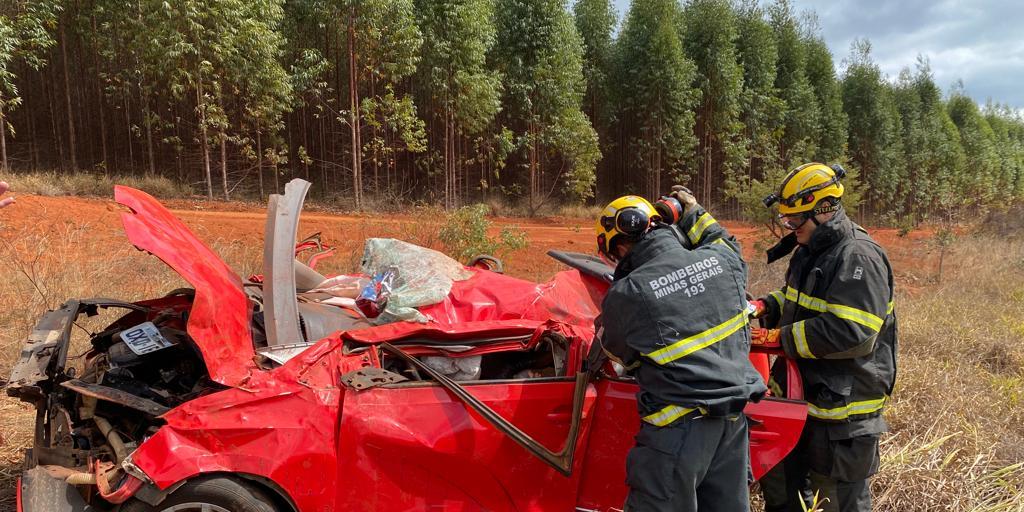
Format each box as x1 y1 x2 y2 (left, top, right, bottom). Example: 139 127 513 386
670 185 699 216
748 299 767 319
0 181 13 209
751 327 781 347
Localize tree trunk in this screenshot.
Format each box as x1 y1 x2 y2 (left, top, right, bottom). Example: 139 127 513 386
348 6 362 209
302 105 310 182
0 102 7 172
197 80 213 199
273 157 280 194
370 75 378 194
60 21 77 171
257 129 264 198
143 90 155 175
27 89 39 169
220 130 229 200
91 15 108 171
124 88 134 172
48 70 65 169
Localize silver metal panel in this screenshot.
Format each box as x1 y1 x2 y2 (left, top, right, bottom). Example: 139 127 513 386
262 179 311 346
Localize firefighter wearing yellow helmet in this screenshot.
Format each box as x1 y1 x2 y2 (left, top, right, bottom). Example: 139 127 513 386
753 163 898 512
595 188 766 512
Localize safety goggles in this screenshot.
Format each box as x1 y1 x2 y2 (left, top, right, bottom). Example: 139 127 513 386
777 213 811 231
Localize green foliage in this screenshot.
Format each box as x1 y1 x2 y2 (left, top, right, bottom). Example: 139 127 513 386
615 0 698 197
416 0 501 135
948 85 1002 208
0 0 59 109
841 39 903 218
804 36 847 162
730 0 786 201
438 203 528 260
491 0 599 203
573 0 617 131
680 0 745 199
769 0 820 167
5 0 1024 222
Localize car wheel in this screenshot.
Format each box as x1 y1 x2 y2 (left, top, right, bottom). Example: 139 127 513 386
120 476 280 512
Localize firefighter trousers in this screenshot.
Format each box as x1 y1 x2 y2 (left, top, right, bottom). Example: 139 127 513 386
760 423 879 512
624 415 749 512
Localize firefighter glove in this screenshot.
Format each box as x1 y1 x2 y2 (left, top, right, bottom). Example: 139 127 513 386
670 185 700 216
751 327 781 347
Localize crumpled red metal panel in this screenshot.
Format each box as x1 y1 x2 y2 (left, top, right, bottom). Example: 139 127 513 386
417 268 606 330
115 186 256 388
339 319 542 344
129 338 357 511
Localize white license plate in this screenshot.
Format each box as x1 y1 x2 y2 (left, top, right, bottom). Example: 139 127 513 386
119 322 175 355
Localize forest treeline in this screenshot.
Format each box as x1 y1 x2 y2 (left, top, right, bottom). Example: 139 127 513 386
1 0 1022 221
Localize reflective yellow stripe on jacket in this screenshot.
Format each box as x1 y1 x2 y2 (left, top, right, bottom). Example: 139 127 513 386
642 404 703 426
807 397 887 421
784 286 887 332
645 310 750 365
687 213 717 244
768 290 785 309
792 320 814 359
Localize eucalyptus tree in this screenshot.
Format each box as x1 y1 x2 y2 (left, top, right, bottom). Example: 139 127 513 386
680 0 744 206
841 39 903 218
769 0 819 166
415 0 501 208
614 0 698 199
492 0 598 210
0 0 58 171
573 0 616 197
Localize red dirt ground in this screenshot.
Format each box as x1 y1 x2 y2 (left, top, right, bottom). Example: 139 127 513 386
0 194 939 288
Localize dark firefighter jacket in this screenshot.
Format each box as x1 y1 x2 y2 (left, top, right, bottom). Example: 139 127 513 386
601 207 767 426
759 208 898 438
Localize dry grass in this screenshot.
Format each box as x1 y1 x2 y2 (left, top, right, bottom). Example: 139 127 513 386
747 234 1024 511
6 171 194 199
1 203 1023 511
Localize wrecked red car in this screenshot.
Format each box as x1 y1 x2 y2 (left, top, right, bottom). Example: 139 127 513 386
6 180 807 512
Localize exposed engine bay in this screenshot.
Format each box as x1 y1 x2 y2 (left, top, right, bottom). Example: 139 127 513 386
5 295 225 507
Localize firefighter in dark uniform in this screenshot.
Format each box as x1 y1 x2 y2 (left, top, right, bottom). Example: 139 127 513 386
752 163 897 512
594 190 767 512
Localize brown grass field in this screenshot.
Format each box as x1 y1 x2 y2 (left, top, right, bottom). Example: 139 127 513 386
0 193 1022 511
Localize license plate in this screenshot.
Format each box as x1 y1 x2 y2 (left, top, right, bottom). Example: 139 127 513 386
120 322 175 355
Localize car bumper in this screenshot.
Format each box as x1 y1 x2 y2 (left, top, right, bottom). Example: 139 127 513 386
16 467 92 512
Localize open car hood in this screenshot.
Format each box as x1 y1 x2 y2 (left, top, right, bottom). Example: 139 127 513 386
115 186 257 387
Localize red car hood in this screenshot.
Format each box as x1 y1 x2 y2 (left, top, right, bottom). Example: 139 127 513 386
116 186 257 387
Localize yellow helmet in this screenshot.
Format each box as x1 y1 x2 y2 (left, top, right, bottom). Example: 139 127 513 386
764 162 846 216
595 195 659 261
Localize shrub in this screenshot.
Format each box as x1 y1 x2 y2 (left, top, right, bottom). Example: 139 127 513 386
438 204 528 261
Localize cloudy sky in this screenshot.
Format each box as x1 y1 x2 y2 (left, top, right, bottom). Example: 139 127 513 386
608 0 1024 109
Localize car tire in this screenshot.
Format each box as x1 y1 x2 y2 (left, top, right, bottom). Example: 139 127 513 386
119 476 280 512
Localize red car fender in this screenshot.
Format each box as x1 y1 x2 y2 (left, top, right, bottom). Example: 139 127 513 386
131 386 340 511
129 342 352 511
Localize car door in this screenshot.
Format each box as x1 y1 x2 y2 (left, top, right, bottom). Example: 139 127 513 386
334 340 598 512
575 354 807 511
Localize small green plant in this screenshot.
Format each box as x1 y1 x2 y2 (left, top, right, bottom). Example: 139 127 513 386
438 204 528 261
933 225 957 284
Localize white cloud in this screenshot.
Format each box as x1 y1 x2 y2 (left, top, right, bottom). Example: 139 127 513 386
608 0 1024 107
